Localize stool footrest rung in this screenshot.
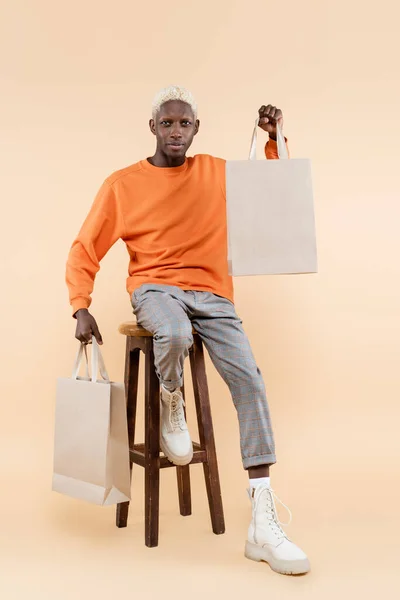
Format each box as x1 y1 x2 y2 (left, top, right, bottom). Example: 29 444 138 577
130 442 206 469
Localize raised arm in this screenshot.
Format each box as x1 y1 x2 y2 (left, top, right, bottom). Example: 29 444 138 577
258 104 290 159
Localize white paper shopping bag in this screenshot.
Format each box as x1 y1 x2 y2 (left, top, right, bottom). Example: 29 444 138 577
52 337 131 506
226 119 317 276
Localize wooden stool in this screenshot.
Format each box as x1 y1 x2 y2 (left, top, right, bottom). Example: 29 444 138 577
115 322 225 547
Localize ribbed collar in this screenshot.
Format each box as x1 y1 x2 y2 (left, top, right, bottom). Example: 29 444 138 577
140 157 189 175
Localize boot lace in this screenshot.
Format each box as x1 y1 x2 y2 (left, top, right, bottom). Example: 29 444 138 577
254 486 293 541
168 391 186 431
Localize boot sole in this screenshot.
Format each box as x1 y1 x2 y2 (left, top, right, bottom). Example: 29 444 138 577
245 541 310 575
160 438 193 466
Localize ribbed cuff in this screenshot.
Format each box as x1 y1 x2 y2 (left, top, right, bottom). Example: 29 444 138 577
265 137 289 159
71 297 90 317
266 136 288 147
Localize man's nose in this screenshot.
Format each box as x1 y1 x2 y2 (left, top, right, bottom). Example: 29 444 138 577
170 124 183 138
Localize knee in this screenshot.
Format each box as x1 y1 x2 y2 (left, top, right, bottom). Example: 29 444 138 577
243 372 265 396
251 368 265 393
155 324 193 352
234 367 265 397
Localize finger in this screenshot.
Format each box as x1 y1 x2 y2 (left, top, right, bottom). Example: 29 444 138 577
92 324 103 345
260 104 270 121
81 331 92 344
267 106 277 120
258 106 268 126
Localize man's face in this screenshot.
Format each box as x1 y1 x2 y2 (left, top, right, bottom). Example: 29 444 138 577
150 100 199 159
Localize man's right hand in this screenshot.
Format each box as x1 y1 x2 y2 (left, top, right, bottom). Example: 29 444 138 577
74 309 103 345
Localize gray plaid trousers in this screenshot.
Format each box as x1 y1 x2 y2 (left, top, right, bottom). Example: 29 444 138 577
131 284 276 469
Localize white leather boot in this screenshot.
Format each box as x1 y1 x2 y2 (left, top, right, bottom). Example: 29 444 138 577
160 385 193 466
245 484 310 575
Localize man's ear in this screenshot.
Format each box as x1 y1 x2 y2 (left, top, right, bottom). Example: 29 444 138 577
149 119 156 135
194 119 200 136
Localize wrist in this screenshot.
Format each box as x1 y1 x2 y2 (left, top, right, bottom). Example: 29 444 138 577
74 308 89 319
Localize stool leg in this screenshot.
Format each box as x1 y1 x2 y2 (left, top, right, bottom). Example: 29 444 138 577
116 341 140 528
144 338 161 547
176 466 191 516
176 379 192 516
190 337 225 535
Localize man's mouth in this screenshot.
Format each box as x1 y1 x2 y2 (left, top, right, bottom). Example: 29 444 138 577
168 142 184 149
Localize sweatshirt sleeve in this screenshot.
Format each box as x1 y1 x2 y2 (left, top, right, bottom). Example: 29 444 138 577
265 137 290 159
66 180 125 316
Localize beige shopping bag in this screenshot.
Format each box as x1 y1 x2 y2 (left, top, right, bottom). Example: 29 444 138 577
226 119 317 276
52 337 131 505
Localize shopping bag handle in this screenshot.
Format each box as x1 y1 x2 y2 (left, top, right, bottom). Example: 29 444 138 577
249 117 289 161
71 337 110 383
72 343 89 380
90 336 110 383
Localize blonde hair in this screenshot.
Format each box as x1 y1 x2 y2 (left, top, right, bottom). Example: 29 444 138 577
152 85 198 120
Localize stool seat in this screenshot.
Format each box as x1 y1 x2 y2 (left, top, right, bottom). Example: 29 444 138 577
119 321 197 337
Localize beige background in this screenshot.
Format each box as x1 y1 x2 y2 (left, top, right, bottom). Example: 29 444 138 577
1 0 399 597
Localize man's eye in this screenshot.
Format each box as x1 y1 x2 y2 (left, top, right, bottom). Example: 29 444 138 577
161 121 170 126
182 121 191 126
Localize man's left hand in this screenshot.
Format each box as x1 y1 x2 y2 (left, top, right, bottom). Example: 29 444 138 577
258 105 284 140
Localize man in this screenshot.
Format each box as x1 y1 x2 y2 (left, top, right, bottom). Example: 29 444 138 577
66 85 310 575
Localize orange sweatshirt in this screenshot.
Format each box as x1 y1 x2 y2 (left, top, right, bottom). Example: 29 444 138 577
66 140 283 315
